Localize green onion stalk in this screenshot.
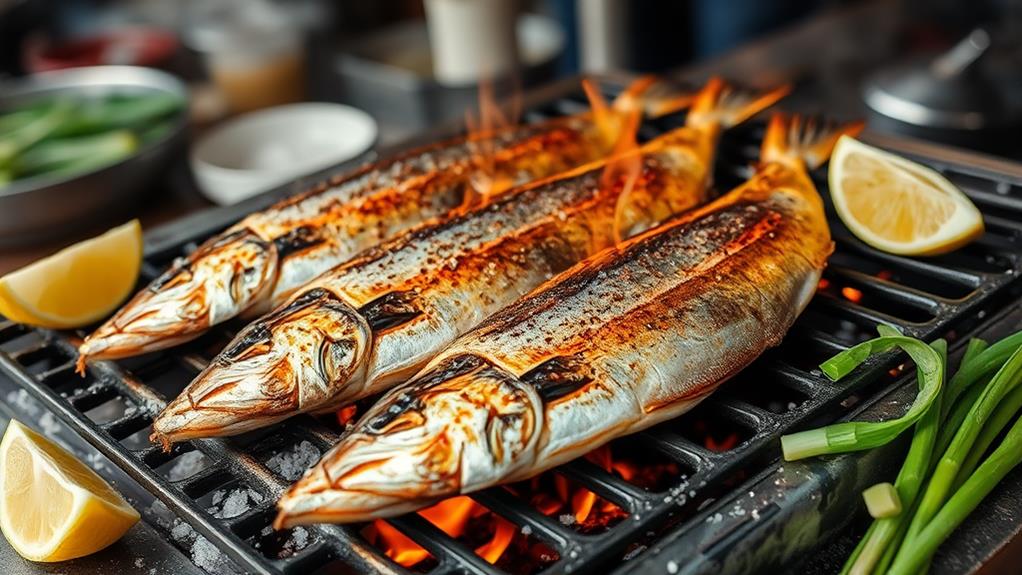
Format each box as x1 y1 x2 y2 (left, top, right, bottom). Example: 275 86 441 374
941 330 1022 419
895 344 1022 565
887 409 1022 575
952 379 1022 491
840 339 946 575
781 325 944 461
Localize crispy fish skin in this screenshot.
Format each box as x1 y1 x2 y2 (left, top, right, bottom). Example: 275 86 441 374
150 130 711 442
76 106 637 365
273 114 862 527
150 79 790 445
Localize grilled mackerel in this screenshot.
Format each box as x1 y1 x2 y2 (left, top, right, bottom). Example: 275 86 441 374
151 79 789 445
273 114 863 527
77 81 666 366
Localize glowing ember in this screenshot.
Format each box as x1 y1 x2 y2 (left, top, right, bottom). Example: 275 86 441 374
365 445 675 569
363 496 517 568
476 517 516 563
510 447 632 532
889 363 907 378
336 405 357 427
841 286 864 303
876 269 894 281
704 433 740 452
817 278 831 291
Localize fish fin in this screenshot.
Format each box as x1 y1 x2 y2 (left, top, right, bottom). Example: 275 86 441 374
583 76 646 152
761 113 865 170
686 77 791 130
641 79 695 118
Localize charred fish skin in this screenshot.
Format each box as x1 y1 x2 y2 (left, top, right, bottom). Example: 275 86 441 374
76 96 643 365
273 114 862 527
152 79 791 445
151 136 710 444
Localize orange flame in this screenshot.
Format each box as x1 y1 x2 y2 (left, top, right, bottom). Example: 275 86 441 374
582 78 614 147
365 447 656 567
604 113 644 245
364 496 516 568
336 405 358 427
522 447 633 528
464 79 520 209
476 517 516 563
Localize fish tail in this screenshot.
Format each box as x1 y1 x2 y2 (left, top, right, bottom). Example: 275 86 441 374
610 75 659 114
686 77 791 130
761 113 865 170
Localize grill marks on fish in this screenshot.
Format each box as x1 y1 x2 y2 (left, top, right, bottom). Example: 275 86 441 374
520 354 594 402
219 289 330 364
364 355 483 435
359 291 423 332
150 229 271 293
320 165 611 305
273 225 325 259
464 201 790 369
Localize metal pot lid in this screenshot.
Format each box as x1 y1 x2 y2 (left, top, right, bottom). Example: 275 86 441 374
863 29 1008 131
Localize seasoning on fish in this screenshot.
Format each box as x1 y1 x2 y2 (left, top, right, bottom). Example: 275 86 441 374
272 113 863 527
75 79 664 368
150 79 790 446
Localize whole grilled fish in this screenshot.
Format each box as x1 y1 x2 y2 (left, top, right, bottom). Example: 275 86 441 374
151 79 789 445
76 79 668 366
273 114 863 527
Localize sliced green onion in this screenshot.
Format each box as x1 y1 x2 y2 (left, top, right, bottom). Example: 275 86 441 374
0 100 73 167
781 326 944 461
11 130 137 178
863 482 902 518
888 410 1022 575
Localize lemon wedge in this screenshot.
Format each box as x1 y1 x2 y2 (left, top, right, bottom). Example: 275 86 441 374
0 419 139 561
0 220 142 328
829 136 983 256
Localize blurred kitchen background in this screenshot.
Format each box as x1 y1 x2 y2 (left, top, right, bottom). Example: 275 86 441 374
1 0 1020 266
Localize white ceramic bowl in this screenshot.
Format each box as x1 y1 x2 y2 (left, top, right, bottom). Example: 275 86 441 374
191 102 377 205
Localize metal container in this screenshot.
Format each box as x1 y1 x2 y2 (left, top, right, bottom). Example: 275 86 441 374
0 65 187 246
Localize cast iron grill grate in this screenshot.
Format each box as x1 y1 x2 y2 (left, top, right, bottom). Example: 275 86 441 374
1 78 1020 575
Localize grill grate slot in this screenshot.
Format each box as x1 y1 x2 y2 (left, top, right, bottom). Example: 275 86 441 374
0 78 1019 575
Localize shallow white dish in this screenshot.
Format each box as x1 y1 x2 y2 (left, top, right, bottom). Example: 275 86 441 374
191 102 377 205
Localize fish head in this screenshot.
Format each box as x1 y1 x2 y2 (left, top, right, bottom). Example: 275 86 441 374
275 355 544 526
78 229 277 363
151 287 372 444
